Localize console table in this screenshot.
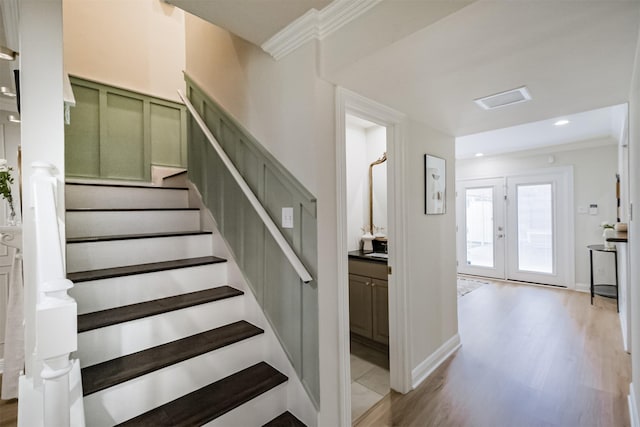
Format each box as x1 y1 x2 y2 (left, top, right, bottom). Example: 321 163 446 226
588 244 618 312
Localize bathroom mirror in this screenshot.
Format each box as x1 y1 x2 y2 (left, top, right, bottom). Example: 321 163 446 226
424 154 446 214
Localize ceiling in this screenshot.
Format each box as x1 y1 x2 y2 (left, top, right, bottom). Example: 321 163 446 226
329 0 640 138
168 0 333 46
456 104 626 159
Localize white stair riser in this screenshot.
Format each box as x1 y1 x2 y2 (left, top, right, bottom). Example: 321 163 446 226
66 234 213 273
66 185 189 209
205 383 287 427
83 336 266 427
77 296 245 367
66 210 201 238
70 264 228 314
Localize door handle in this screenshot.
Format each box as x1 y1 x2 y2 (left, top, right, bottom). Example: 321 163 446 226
497 234 504 238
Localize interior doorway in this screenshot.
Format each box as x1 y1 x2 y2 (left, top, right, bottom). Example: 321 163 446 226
456 168 574 287
344 113 390 422
336 87 411 427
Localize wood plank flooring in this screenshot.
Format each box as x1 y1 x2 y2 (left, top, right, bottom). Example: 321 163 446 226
355 281 631 427
0 376 17 427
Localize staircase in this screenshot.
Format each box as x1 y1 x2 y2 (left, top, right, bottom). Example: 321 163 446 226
65 178 307 426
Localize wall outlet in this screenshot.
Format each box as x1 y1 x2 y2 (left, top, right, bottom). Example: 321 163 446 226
282 207 294 229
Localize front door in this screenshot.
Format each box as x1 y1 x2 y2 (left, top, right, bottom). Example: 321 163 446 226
457 170 572 287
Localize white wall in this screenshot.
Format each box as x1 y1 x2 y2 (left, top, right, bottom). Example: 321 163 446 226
345 122 387 251
63 0 186 102
406 119 458 369
457 140 618 288
628 12 640 423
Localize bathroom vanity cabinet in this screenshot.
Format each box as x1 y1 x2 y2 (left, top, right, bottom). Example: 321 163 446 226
348 253 389 346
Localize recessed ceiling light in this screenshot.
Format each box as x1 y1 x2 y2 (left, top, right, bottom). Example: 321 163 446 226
475 153 484 157
554 119 570 126
7 114 20 123
0 87 16 97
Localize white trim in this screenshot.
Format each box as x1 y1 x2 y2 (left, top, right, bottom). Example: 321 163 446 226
262 0 383 60
335 87 409 427
411 334 461 389
575 282 590 293
0 358 4 373
621 310 629 353
630 383 639 427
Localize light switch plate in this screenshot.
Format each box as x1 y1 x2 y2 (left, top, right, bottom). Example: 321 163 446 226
282 207 294 229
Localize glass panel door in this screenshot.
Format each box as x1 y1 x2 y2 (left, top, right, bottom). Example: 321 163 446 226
516 184 553 274
466 187 495 268
506 172 570 286
456 179 505 279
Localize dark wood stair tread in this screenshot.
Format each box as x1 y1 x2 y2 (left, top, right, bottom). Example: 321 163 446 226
263 412 307 427
67 230 212 244
78 286 243 332
117 362 287 426
66 182 188 190
68 256 226 283
82 320 263 396
66 208 200 212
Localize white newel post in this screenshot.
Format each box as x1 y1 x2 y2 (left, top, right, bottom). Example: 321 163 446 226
32 162 77 427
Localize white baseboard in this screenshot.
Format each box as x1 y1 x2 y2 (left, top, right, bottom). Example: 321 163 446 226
620 311 629 353
575 282 590 293
411 334 461 389
630 383 639 427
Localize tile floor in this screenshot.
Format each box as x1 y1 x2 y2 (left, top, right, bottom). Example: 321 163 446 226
350 353 390 421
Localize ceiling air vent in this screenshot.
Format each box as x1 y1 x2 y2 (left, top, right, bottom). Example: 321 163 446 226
474 86 532 110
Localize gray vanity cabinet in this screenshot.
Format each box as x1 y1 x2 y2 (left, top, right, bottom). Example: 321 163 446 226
348 258 389 346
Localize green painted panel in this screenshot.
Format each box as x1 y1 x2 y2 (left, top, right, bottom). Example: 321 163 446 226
103 93 145 180
264 234 303 371
185 76 319 407
66 76 186 181
242 202 265 303
151 103 183 167
65 85 101 177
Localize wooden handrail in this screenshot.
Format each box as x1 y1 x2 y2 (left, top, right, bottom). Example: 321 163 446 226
178 91 313 284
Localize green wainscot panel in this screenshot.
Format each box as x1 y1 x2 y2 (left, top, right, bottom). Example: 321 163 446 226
103 93 145 180
185 75 319 407
66 76 186 181
65 85 101 178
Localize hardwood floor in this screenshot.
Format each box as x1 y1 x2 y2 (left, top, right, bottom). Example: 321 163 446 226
355 281 631 427
0 376 17 427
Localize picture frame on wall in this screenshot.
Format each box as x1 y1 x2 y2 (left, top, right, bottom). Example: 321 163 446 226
424 154 446 214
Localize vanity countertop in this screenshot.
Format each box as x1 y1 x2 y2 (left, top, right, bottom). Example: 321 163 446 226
348 250 388 264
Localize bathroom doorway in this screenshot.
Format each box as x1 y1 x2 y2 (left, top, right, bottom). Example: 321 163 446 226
345 114 390 422
336 87 411 426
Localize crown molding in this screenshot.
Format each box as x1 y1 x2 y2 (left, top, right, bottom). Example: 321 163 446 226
262 0 383 61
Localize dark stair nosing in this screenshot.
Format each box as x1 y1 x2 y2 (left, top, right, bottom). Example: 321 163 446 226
68 256 226 283
82 320 264 396
263 411 307 427
117 362 288 427
162 170 188 180
66 208 200 212
66 182 188 191
67 230 212 244
77 286 243 333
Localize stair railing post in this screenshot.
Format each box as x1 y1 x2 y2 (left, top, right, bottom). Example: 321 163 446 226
31 162 77 427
